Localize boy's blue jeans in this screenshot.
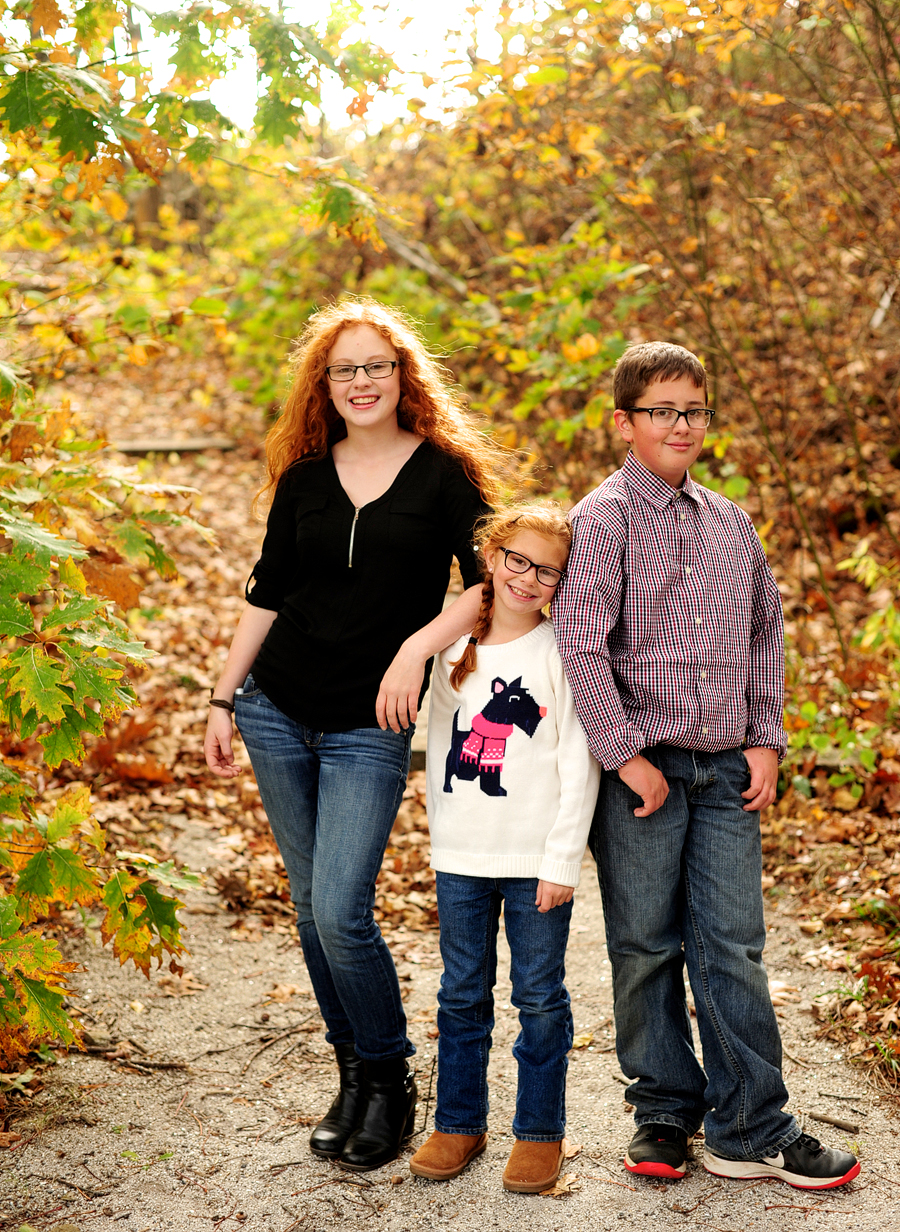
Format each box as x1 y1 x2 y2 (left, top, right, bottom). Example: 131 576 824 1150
590 744 800 1161
434 873 573 1141
234 676 414 1061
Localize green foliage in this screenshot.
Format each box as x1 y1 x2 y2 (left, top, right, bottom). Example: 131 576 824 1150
0 2 397 410
0 398 203 1067
838 540 900 655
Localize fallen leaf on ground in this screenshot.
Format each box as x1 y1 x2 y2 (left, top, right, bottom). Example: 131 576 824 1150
264 983 306 1003
156 973 208 997
540 1172 581 1197
0 1132 22 1148
769 981 801 1006
571 1032 593 1049
564 1141 582 1159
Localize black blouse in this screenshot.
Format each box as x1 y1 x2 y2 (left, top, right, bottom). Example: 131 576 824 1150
246 440 490 731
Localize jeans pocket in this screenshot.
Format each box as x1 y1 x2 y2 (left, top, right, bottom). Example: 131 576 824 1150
234 672 264 700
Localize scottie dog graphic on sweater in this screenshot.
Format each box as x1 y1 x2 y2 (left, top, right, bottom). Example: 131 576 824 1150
444 676 546 798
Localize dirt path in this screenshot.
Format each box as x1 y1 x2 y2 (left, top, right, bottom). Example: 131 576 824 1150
8 820 899 1231
7 362 897 1230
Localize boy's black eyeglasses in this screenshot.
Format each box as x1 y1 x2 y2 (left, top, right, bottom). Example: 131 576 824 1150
498 547 564 587
325 361 399 382
622 406 715 428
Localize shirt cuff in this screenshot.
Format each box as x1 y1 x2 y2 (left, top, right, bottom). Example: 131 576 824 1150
745 722 788 763
592 724 648 772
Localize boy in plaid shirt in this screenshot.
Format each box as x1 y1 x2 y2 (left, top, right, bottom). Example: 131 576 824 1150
553 342 859 1190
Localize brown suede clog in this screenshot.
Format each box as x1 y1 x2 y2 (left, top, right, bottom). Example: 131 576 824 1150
501 1137 566 1193
409 1131 488 1180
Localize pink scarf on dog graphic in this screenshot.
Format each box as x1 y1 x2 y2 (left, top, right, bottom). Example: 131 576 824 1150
460 711 515 771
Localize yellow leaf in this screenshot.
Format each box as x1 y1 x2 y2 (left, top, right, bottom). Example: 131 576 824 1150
127 344 148 366
761 93 786 106
59 556 88 595
632 62 662 79
571 1031 594 1048
715 121 727 141
43 407 73 443
679 236 700 255
561 335 599 363
31 0 64 36
102 191 129 221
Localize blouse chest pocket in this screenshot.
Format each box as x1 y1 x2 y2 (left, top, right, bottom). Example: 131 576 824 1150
292 491 333 564
388 491 444 557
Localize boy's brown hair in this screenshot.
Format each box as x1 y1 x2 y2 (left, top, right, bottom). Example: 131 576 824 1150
613 341 707 412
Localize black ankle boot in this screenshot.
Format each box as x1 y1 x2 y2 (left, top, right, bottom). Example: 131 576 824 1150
309 1041 364 1159
339 1055 417 1172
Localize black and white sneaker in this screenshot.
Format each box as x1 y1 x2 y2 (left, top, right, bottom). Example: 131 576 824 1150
625 1124 692 1179
703 1133 860 1190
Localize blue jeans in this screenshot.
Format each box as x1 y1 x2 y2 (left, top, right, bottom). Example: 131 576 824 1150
591 745 800 1160
434 873 573 1141
234 676 414 1060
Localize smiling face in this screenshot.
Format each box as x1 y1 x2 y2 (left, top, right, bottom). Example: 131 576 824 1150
613 373 708 487
325 324 401 433
485 528 569 624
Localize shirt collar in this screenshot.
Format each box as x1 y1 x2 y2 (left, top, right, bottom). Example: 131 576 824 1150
621 451 706 508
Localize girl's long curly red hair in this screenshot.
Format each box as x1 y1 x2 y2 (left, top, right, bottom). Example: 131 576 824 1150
255 298 506 511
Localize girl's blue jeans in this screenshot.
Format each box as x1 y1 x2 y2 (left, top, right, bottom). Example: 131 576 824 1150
234 676 414 1061
591 743 800 1161
434 872 573 1141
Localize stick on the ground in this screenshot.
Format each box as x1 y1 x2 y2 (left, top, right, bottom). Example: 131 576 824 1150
241 1013 316 1074
806 1110 860 1133
818 1091 866 1105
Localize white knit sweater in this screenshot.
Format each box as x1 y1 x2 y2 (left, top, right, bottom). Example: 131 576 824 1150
426 619 600 887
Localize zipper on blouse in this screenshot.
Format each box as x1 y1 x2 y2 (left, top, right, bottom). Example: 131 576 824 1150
348 506 360 567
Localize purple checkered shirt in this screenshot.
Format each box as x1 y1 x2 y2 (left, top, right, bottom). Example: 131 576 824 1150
553 452 787 771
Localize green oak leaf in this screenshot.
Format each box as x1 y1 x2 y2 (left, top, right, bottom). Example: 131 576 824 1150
0 972 24 1028
0 508 86 563
0 555 48 595
17 850 53 904
0 897 21 940
51 106 104 159
116 855 201 892
8 646 69 722
16 972 77 1045
0 68 54 132
0 592 34 638
71 627 154 659
254 92 301 146
38 706 88 769
134 881 183 948
46 800 84 843
0 931 63 978
41 594 102 633
48 846 98 904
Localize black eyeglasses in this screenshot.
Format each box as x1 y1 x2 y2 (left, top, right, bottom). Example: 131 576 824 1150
498 547 564 588
325 361 399 382
622 406 715 428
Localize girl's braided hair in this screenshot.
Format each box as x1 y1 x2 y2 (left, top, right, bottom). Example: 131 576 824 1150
448 504 571 691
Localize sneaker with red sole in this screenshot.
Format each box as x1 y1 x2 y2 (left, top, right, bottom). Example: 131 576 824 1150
702 1133 860 1190
624 1124 691 1179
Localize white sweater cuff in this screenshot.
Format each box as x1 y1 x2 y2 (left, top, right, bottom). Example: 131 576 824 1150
537 857 584 888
